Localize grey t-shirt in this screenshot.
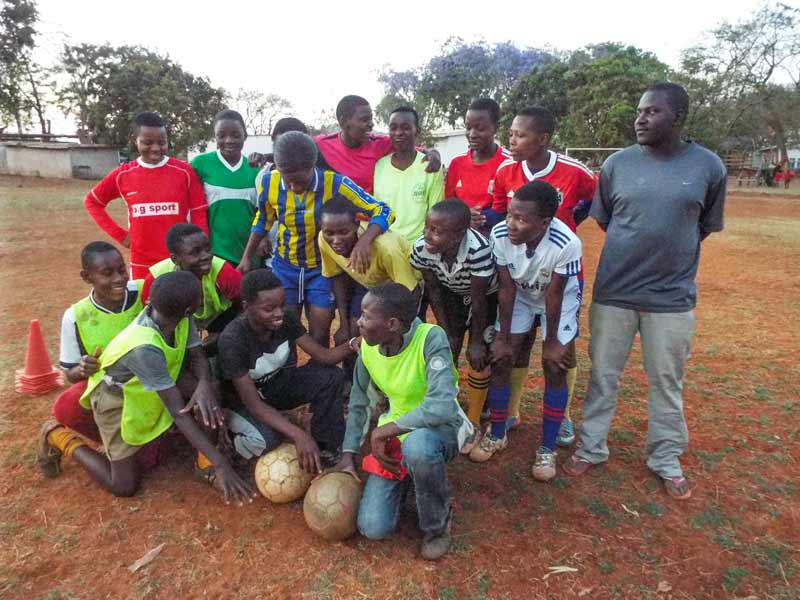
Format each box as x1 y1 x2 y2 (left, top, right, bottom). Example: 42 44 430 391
590 142 726 312
104 307 201 391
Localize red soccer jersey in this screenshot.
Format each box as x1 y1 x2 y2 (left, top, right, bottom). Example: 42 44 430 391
315 133 394 194
491 150 597 232
445 145 512 209
84 157 208 271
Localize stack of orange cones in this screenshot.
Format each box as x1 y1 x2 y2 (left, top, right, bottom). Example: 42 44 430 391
15 320 63 395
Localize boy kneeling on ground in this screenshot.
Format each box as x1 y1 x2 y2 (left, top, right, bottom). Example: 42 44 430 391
331 283 473 560
39 271 253 504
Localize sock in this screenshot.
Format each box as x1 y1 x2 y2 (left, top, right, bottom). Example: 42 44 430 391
507 367 528 419
47 427 86 458
487 384 510 439
466 366 491 426
541 386 568 451
564 366 578 421
196 452 212 470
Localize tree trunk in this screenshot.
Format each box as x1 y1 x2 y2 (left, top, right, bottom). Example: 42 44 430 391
26 68 48 135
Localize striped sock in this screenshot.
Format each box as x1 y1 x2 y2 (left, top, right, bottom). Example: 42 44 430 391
487 384 510 439
564 366 578 421
466 366 491 426
507 367 528 419
542 385 568 450
46 427 86 458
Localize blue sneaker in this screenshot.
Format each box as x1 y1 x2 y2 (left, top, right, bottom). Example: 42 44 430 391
556 418 575 447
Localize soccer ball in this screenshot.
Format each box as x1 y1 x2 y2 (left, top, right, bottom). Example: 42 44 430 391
303 472 362 541
254 443 313 503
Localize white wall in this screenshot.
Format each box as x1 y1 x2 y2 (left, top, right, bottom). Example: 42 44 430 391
69 147 120 179
430 130 468 169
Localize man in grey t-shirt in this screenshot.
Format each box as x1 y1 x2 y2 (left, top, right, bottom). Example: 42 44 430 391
563 82 726 500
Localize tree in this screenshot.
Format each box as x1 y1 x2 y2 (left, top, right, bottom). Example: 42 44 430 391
505 43 669 149
234 88 293 135
680 2 800 164
0 0 37 132
58 44 227 156
376 38 550 131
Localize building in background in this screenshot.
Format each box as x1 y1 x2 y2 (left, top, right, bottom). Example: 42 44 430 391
0 142 120 179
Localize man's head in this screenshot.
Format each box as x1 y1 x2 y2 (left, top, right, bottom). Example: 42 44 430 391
241 269 286 331
165 223 212 278
273 131 318 193
132 111 167 165
423 200 471 256
271 117 308 142
80 241 128 304
357 283 417 345
465 98 501 153
388 106 419 153
320 195 360 257
505 180 559 246
214 109 247 163
635 82 689 147
509 107 555 163
149 271 202 320
336 95 373 146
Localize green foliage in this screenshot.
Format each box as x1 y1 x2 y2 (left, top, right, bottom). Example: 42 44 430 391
0 0 38 131
57 43 227 156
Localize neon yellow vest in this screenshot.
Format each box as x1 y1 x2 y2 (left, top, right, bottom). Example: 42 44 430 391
149 257 230 327
72 281 144 355
80 316 189 446
360 323 458 439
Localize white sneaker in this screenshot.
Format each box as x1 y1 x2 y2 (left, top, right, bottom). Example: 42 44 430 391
469 433 507 463
460 425 484 455
531 447 557 481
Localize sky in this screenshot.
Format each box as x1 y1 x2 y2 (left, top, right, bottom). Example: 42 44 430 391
33 0 772 133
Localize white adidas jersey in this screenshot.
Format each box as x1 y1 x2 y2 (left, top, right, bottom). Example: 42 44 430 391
490 217 583 313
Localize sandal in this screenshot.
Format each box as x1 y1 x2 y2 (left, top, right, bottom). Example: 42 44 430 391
561 453 600 477
663 476 692 500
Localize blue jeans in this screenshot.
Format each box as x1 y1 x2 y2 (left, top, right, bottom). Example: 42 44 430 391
357 427 458 539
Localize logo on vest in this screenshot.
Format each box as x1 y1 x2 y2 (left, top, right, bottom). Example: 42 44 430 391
429 356 447 371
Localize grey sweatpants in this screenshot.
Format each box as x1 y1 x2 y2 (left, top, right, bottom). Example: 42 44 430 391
576 303 695 478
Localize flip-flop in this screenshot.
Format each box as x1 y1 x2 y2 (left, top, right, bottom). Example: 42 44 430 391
561 453 600 477
663 476 692 500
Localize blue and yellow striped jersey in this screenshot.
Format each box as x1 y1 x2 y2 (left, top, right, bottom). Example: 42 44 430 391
252 168 394 269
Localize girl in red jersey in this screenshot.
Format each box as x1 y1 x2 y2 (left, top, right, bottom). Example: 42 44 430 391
444 98 512 235
84 112 208 279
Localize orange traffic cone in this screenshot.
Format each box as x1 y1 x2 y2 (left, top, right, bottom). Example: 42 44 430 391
15 320 63 395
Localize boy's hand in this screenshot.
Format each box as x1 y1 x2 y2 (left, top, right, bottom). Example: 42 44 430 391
121 234 130 249
214 461 256 506
78 346 102 379
467 340 489 371
490 336 513 365
421 148 441 173
256 237 272 258
542 339 572 372
470 206 486 229
370 427 402 476
181 379 225 429
333 326 350 348
316 452 360 483
236 257 253 273
348 236 373 274
292 430 322 474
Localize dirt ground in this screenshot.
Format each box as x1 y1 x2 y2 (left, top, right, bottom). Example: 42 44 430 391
0 174 798 600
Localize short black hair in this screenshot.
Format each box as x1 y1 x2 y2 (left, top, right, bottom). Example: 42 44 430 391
645 82 690 120
513 180 560 218
132 111 166 136
81 241 121 270
336 95 370 123
320 194 359 222
271 117 308 141
468 98 501 125
165 223 205 254
367 283 418 329
429 199 471 231
241 268 283 303
149 271 201 319
516 106 556 137
214 109 247 133
273 130 318 172
390 105 419 128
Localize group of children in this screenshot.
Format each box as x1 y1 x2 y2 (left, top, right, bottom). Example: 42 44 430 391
38 95 596 560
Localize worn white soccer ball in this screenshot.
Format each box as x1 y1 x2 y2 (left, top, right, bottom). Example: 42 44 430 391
303 471 362 541
255 443 313 503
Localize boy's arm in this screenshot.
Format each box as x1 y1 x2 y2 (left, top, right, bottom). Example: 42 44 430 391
215 262 243 301
337 175 395 232
295 332 357 366
186 165 209 235
542 273 569 370
238 197 273 272
341 355 374 454
491 265 516 364
590 164 612 232
466 275 492 371
180 344 225 429
330 274 354 346
490 166 508 214
84 170 128 244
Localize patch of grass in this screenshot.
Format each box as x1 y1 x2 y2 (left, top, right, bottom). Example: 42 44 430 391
713 530 740 551
749 538 796 579
473 570 491 600
438 588 458 600
599 560 614 575
609 428 636 443
643 502 665 517
310 572 333 600
754 386 772 401
722 567 749 592
689 503 729 529
39 589 75 600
